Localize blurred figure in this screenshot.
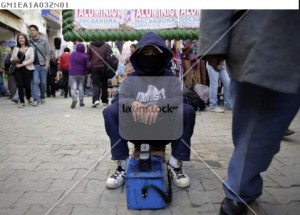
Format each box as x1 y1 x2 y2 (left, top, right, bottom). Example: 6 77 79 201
206 61 232 113
29 25 50 106
198 10 300 215
11 33 34 108
47 54 58 97
4 46 19 102
88 41 113 107
69 43 90 108
58 47 71 98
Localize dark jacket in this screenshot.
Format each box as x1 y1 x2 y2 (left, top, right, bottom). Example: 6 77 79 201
118 32 183 111
87 42 112 68
198 10 300 94
69 43 90 76
49 58 58 77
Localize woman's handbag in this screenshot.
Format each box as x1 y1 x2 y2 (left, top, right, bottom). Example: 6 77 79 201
7 48 28 75
7 64 16 75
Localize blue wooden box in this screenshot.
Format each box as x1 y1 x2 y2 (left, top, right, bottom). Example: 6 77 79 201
126 156 166 210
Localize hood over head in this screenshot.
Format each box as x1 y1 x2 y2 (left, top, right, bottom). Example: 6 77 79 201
130 32 173 76
76 43 85 53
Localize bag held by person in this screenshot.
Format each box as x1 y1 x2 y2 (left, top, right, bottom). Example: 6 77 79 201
105 53 119 79
7 64 16 75
7 48 28 75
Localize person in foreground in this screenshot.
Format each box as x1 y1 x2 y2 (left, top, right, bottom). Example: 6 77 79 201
103 32 196 189
198 10 300 215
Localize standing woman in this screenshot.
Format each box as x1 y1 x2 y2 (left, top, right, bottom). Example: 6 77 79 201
11 33 35 108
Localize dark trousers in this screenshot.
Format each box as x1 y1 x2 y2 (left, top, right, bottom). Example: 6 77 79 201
224 79 300 203
47 73 56 97
91 67 108 104
14 67 33 103
62 69 69 97
103 103 196 161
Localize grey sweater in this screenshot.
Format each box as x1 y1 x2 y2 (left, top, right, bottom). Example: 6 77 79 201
29 37 50 66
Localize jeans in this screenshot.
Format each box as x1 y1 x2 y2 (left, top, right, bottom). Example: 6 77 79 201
69 75 85 103
62 69 69 97
224 79 300 203
32 65 48 100
0 74 8 96
103 103 196 161
207 64 232 108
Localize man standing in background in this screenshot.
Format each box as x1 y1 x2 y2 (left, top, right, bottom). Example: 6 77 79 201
29 24 50 106
87 41 113 107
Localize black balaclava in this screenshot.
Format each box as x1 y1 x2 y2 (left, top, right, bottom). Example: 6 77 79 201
137 54 165 76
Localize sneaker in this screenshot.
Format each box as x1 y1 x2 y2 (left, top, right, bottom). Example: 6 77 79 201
167 157 190 188
18 103 25 108
92 100 100 108
71 100 78 109
224 105 233 111
208 106 224 113
27 99 32 105
80 103 85 107
11 98 19 104
33 100 38 106
41 99 45 104
105 166 126 189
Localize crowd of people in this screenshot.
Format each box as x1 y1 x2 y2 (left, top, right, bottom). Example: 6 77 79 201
1 24 120 109
0 11 299 215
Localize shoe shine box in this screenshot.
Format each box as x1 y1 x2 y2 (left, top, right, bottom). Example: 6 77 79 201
126 156 166 209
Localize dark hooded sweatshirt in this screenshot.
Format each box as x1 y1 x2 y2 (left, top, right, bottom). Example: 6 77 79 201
69 43 90 76
117 32 183 114
87 42 112 68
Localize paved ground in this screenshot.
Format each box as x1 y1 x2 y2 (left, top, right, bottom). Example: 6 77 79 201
0 94 299 215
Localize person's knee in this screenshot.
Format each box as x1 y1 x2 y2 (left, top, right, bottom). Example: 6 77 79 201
103 104 118 120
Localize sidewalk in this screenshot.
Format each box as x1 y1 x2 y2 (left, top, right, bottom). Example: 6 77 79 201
0 95 299 215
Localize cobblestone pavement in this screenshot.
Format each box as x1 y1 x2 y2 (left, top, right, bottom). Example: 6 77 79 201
0 95 299 215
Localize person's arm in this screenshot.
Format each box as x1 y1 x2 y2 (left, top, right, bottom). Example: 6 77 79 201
85 55 91 72
44 40 51 69
198 10 234 71
58 56 62 71
10 47 19 63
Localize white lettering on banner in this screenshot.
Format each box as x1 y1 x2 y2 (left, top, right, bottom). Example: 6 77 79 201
76 9 120 18
178 9 201 28
75 9 121 29
179 9 201 16
74 9 200 30
77 18 119 29
135 9 177 18
134 9 177 29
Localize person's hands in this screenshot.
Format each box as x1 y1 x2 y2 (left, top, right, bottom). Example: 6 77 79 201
45 61 50 69
207 55 225 72
144 105 159 125
16 63 24 68
11 57 19 64
131 101 146 123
